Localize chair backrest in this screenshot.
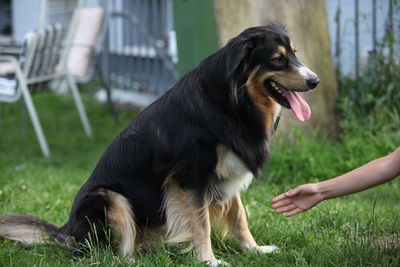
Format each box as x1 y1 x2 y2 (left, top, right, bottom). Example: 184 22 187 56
0 24 65 102
25 24 65 83
0 34 33 102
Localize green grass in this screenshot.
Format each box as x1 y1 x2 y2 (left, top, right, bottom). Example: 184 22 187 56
0 92 399 266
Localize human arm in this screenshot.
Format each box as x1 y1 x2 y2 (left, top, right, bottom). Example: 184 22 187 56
271 147 400 217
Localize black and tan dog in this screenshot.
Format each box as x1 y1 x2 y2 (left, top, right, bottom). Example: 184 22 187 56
0 24 319 266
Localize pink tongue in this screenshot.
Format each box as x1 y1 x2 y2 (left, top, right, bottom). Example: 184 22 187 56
282 90 311 122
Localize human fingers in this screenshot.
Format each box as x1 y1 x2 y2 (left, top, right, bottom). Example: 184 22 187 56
285 187 301 197
285 208 303 217
271 198 293 209
272 188 301 203
271 192 287 203
275 204 297 214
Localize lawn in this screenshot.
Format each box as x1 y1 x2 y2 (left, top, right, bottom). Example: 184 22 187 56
0 92 399 266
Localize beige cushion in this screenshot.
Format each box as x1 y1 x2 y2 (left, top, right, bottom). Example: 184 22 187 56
0 61 16 76
67 7 104 79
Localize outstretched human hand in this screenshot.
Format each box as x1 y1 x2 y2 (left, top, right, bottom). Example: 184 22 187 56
271 183 324 217
272 148 400 217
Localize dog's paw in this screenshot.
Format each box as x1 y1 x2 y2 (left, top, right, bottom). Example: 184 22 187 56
208 259 230 266
254 245 279 254
242 243 279 254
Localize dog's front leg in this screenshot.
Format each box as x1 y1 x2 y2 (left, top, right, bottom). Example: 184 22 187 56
190 206 217 264
227 193 278 254
163 181 228 266
190 202 229 266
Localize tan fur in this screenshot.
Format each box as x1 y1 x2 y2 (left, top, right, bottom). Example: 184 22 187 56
277 45 287 56
162 180 199 243
255 68 308 92
225 193 259 250
210 193 267 251
103 190 137 257
290 42 297 53
271 52 281 60
162 180 216 262
245 69 280 132
209 201 232 238
271 46 287 60
135 225 166 251
273 67 310 90
191 207 215 262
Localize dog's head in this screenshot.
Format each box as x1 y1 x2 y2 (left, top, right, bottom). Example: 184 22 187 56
225 24 319 122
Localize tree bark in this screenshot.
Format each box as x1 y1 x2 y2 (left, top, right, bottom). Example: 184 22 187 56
214 0 339 138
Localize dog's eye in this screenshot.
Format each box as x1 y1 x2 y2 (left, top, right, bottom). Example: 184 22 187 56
272 54 286 62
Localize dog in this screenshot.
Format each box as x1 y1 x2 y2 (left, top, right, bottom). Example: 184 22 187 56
0 24 319 266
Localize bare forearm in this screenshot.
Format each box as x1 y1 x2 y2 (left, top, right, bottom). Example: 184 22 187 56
318 147 400 200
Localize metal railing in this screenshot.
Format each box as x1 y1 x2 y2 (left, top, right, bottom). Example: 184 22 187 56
102 0 177 107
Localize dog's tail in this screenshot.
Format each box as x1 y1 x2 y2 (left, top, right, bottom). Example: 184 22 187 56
0 214 74 247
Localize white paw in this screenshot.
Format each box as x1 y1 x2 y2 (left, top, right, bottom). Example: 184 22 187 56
242 243 279 254
208 259 230 266
255 245 279 254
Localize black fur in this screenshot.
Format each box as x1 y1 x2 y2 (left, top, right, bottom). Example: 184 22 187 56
1 24 295 251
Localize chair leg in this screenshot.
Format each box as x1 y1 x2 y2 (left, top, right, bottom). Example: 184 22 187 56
19 79 50 157
21 102 28 136
67 76 93 138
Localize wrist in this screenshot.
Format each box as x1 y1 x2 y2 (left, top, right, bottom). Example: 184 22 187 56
314 182 330 201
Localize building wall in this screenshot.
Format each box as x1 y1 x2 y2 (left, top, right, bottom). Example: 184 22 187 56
10 0 77 43
46 0 77 27
12 0 40 43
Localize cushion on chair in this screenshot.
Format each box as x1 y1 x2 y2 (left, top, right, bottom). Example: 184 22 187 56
0 61 16 76
0 76 17 96
67 8 105 79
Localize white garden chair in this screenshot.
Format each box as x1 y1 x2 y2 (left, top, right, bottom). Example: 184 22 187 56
0 24 92 157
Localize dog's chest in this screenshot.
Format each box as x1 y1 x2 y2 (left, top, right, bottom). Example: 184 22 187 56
214 144 254 200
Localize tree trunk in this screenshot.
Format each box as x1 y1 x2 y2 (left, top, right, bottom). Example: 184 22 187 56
214 0 339 138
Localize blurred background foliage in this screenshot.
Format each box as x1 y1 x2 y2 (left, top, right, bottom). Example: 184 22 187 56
338 5 400 137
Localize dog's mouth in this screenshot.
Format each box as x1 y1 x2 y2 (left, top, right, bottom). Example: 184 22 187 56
264 79 311 122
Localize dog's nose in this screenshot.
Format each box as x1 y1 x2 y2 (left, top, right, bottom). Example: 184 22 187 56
306 77 320 89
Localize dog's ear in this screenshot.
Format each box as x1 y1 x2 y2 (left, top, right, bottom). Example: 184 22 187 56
226 37 254 77
225 36 255 103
